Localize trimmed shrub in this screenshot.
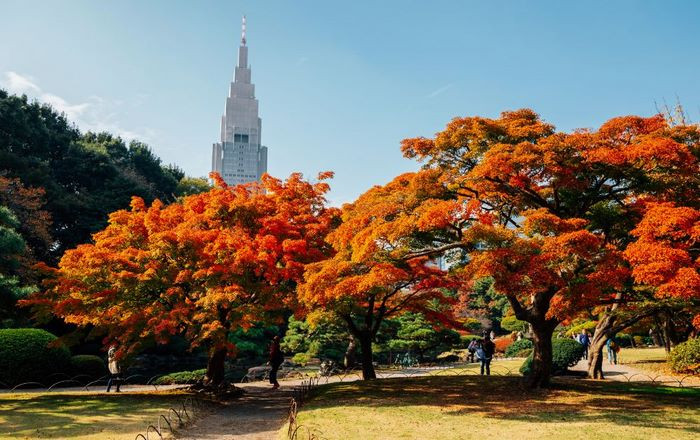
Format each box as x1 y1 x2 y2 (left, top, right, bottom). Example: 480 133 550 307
0 328 71 386
71 355 107 378
519 338 584 376
669 337 700 374
565 321 597 337
505 339 533 358
493 336 513 353
292 352 311 366
633 335 645 346
615 333 633 348
501 316 528 333
153 369 206 385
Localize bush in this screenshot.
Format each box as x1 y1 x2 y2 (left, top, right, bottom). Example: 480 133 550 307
615 333 633 348
292 352 312 366
633 335 644 346
0 328 71 386
519 338 584 376
153 369 206 385
493 336 513 353
669 337 700 374
505 339 533 358
501 316 528 333
565 321 597 337
71 355 107 378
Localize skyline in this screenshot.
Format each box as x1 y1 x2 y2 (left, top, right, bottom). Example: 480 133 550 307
2 0 700 205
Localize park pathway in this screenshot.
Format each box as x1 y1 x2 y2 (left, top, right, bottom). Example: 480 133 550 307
570 358 700 387
177 383 295 440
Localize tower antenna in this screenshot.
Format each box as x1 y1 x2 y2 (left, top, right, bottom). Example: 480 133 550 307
241 15 246 46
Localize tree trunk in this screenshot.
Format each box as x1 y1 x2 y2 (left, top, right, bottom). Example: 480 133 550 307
587 314 615 379
358 333 376 380
204 347 227 386
587 336 607 379
528 320 556 388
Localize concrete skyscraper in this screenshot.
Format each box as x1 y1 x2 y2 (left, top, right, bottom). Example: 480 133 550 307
211 16 268 186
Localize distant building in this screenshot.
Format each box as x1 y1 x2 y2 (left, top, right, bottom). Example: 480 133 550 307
212 16 268 186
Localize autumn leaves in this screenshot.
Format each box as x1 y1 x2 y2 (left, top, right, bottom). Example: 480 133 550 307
24 109 700 388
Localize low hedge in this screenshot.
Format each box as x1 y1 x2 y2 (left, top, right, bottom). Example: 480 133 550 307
71 355 107 378
153 369 206 385
0 328 71 386
669 337 700 374
505 339 533 358
520 338 584 376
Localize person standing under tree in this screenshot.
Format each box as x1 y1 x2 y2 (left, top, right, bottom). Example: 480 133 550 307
269 335 284 390
578 330 591 360
480 336 496 376
606 336 619 365
106 345 121 392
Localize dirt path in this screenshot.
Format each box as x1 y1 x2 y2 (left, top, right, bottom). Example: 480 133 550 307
177 384 294 440
570 358 700 387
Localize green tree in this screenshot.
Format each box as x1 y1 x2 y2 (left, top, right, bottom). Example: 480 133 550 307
0 206 34 325
380 313 460 363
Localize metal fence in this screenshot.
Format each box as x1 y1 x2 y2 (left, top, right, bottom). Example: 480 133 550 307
133 396 207 440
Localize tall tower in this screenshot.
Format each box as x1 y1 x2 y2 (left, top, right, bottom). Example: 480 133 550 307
212 16 268 186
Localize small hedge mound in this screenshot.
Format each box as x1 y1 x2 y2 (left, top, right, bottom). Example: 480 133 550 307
153 369 206 385
505 339 533 358
71 355 107 378
0 328 71 386
670 337 700 374
520 338 584 376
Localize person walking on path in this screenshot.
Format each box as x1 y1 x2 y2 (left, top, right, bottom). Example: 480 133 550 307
479 336 495 376
106 345 121 392
578 330 591 360
606 337 619 365
467 339 478 363
269 335 284 390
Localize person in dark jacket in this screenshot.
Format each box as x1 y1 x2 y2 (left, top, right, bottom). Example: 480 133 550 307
269 335 284 389
480 336 496 376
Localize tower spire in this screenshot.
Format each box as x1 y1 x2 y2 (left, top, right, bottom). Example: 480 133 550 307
241 15 246 46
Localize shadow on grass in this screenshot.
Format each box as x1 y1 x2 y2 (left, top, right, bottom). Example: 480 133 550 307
0 393 189 438
304 376 700 435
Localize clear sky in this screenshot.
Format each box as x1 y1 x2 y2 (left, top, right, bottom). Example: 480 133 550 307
2 0 699 205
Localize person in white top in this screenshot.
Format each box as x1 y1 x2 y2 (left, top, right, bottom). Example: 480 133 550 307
106 345 122 392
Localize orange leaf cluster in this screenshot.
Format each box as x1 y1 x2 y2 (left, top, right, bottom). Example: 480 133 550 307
22 172 338 358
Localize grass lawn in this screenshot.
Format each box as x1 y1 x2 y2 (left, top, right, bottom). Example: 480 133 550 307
0 390 196 439
286 375 700 440
617 347 677 376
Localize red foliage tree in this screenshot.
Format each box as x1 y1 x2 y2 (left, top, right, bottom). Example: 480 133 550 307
400 109 699 386
22 173 338 386
298 171 460 379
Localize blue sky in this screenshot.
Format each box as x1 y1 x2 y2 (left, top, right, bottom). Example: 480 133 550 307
2 0 699 205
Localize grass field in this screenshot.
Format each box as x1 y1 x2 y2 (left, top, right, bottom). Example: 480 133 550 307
0 391 194 439
618 347 672 375
286 375 700 440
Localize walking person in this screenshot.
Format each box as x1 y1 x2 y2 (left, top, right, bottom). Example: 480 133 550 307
467 339 478 363
479 336 496 376
106 345 122 392
606 336 619 365
269 335 284 390
578 330 591 360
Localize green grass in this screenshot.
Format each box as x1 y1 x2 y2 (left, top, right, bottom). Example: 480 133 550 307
286 375 700 440
618 347 673 375
0 391 195 439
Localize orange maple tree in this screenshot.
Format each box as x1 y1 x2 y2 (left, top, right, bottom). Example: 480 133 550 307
23 172 338 385
400 109 699 386
625 202 700 328
298 171 461 379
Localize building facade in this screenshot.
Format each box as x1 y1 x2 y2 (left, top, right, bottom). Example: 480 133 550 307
212 16 268 186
